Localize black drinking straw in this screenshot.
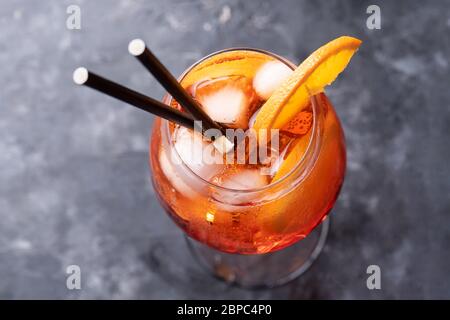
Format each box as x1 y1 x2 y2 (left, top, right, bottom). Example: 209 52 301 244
128 39 226 136
73 67 195 130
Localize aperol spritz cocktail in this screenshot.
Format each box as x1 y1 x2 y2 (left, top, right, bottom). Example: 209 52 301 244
150 37 360 286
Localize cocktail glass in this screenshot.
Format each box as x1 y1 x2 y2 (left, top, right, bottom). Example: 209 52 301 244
149 48 346 288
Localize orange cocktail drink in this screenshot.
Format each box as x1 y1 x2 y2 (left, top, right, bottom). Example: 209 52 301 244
150 37 360 255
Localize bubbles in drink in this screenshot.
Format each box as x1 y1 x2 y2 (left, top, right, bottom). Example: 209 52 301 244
282 110 313 136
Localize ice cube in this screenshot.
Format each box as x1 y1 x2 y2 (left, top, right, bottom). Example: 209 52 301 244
211 168 269 206
193 76 257 129
253 61 293 100
218 169 269 190
174 126 224 181
158 127 226 198
159 146 194 197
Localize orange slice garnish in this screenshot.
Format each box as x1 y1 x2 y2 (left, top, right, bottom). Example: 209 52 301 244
253 36 361 131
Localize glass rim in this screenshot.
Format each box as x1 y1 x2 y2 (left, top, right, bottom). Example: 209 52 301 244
161 47 322 194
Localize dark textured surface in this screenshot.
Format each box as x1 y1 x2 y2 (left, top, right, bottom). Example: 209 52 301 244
1 0 449 299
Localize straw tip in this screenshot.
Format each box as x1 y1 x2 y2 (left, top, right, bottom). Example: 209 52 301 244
73 67 88 85
213 135 235 154
128 39 146 56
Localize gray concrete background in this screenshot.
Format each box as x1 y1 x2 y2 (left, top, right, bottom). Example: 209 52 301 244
0 0 449 299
